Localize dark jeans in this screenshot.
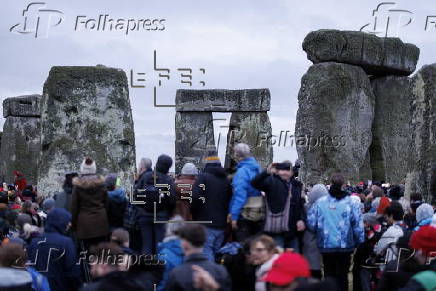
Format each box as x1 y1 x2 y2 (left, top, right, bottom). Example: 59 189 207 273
322 252 352 291
235 218 263 242
138 219 166 254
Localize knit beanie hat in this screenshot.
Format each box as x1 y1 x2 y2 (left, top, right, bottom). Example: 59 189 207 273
80 157 96 175
410 213 436 255
416 203 435 223
42 198 55 212
377 197 391 214
204 156 221 164
181 163 198 175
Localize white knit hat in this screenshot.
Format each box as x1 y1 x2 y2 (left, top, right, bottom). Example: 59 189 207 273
80 157 96 174
181 163 198 175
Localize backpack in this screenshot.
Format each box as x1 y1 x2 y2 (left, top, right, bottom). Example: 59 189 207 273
263 185 292 234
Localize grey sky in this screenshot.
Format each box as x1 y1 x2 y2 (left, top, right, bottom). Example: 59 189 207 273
1 0 435 169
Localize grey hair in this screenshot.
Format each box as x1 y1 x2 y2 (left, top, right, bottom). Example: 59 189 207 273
234 143 251 159
138 157 152 175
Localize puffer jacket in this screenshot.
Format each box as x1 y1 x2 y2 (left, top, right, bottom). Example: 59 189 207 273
307 193 364 253
229 157 261 221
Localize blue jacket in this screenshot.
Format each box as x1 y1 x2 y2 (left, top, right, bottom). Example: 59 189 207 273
157 237 184 291
414 217 433 231
307 194 364 253
28 208 81 291
27 267 51 291
230 157 261 221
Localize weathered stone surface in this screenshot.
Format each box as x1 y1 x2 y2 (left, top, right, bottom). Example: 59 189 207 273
370 76 412 184
3 95 41 118
38 66 136 196
295 62 375 184
176 89 270 112
405 64 436 203
303 30 420 76
175 112 216 174
0 116 40 185
224 112 273 171
359 149 372 182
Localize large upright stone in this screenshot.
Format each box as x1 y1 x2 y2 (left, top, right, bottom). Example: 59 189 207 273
295 62 375 184
175 112 215 174
303 30 420 76
406 64 436 203
38 66 136 196
0 94 41 185
370 76 412 184
224 112 273 171
176 89 270 112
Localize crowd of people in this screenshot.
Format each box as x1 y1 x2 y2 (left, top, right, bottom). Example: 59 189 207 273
0 143 435 291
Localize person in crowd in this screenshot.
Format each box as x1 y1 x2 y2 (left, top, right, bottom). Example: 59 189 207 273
404 193 423 229
399 214 436 291
251 162 305 251
166 224 231 291
303 184 328 279
307 173 364 291
54 172 78 212
136 157 153 184
13 213 40 245
13 171 27 192
388 185 409 212
250 235 280 291
191 156 232 261
0 242 45 291
22 185 37 202
229 143 263 241
374 201 405 259
262 252 317 291
157 215 185 291
22 200 42 227
28 208 81 291
0 192 11 241
110 228 133 254
82 242 154 291
71 157 110 250
174 163 198 220
105 174 127 230
135 154 176 254
414 203 434 231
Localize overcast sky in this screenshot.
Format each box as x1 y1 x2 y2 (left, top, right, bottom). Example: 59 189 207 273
2 0 436 169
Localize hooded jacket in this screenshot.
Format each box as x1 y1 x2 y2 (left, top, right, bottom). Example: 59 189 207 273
230 157 261 221
191 163 232 229
157 237 184 291
71 174 109 239
28 208 81 291
307 192 364 253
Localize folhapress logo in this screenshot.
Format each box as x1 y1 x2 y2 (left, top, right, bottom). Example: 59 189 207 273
10 2 167 39
10 2 64 38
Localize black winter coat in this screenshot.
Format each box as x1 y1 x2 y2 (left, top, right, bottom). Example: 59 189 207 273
191 164 232 229
134 171 176 221
251 171 305 236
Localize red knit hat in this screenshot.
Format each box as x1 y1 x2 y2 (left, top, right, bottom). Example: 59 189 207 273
410 217 436 255
377 197 391 214
262 252 310 286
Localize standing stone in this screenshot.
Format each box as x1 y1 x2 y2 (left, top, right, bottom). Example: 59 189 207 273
303 30 420 76
224 112 273 171
370 76 412 184
175 112 215 174
406 64 436 203
359 149 372 182
0 95 41 185
295 62 375 184
38 66 136 196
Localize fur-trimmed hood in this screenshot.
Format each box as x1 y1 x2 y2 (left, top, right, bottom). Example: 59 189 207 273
72 174 105 189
